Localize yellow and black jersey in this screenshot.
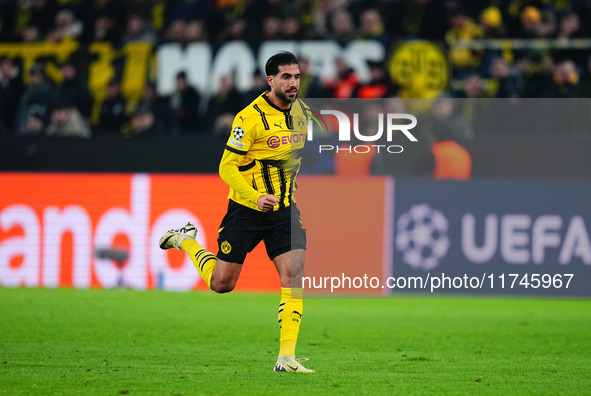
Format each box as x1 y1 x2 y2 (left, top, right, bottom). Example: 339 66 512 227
219 91 310 212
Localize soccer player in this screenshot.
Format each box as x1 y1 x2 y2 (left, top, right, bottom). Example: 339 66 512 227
159 52 313 373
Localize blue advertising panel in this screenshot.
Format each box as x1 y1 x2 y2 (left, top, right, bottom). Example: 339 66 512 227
391 179 591 296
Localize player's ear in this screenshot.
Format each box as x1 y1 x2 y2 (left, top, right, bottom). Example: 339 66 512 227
267 75 274 88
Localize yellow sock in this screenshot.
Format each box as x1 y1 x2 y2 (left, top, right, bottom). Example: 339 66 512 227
180 239 217 289
278 287 303 357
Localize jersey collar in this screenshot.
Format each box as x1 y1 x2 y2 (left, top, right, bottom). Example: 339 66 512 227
262 90 292 113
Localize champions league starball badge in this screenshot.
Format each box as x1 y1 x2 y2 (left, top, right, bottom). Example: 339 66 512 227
233 126 245 140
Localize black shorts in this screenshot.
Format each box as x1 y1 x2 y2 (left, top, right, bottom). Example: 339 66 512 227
216 200 307 264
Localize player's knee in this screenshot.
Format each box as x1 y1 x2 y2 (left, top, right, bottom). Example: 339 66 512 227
280 267 304 286
210 279 236 294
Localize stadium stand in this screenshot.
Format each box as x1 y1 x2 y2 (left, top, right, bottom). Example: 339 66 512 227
1 0 591 177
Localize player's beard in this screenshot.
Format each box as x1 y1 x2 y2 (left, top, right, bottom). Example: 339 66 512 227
276 88 298 104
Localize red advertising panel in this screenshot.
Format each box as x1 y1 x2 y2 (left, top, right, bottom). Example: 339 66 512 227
0 173 387 294
296 177 390 295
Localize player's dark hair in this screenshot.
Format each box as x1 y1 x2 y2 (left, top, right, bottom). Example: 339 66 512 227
265 51 299 76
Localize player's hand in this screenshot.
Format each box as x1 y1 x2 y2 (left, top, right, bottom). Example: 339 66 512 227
257 194 278 211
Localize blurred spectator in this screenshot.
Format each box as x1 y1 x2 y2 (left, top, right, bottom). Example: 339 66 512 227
0 57 25 133
163 19 186 43
21 25 41 43
490 58 521 98
123 14 157 45
169 71 201 134
446 7 484 76
553 12 584 64
97 79 128 135
479 6 505 38
206 75 242 130
460 74 485 98
16 63 55 135
298 57 327 98
184 20 208 43
517 50 554 97
128 105 161 137
325 58 359 99
23 106 47 136
135 82 169 131
45 100 91 138
424 96 473 140
282 15 304 40
262 16 281 41
56 61 92 119
456 75 489 135
353 61 398 99
242 70 268 104
84 14 120 44
15 0 58 37
49 9 83 41
219 18 247 44
218 16 262 46
328 9 356 45
518 6 543 38
305 1 329 37
544 60 580 98
358 9 391 47
211 113 234 140
557 12 580 39
79 0 126 44
539 8 557 38
416 125 472 180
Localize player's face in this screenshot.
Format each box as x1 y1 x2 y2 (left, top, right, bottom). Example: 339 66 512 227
270 64 301 104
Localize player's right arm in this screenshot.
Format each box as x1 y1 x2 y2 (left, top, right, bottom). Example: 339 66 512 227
219 114 277 210
219 150 265 206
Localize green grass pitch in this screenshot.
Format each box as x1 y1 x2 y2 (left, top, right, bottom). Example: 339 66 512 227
1 288 590 395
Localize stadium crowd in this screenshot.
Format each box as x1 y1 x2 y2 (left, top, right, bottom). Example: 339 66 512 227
1 0 591 138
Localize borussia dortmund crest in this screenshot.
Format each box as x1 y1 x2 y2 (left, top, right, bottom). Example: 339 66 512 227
221 240 232 254
296 116 305 129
